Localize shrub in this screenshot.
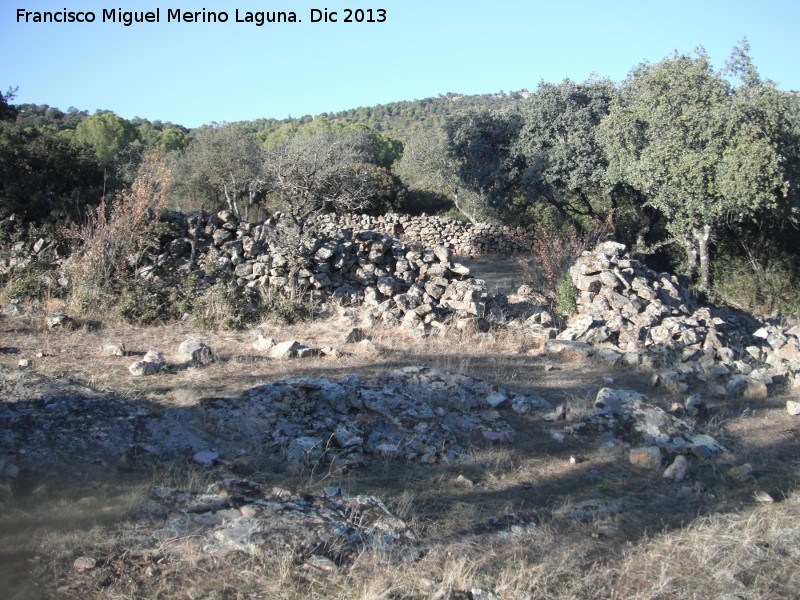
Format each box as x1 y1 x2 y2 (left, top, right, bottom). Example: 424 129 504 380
190 282 262 330
190 282 312 331
65 153 172 295
114 277 196 326
712 253 800 321
260 287 310 325
1 260 65 302
514 216 611 307
554 272 578 316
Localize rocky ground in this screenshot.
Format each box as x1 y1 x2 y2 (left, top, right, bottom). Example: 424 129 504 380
1 299 799 600
1 238 800 599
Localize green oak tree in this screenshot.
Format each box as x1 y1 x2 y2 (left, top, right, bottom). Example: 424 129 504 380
514 79 616 227
0 125 103 221
600 47 796 290
73 111 138 164
175 123 263 219
1 87 19 121
445 110 524 220
259 127 387 231
395 126 487 222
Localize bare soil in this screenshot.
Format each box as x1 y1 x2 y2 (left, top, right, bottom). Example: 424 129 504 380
1 302 799 600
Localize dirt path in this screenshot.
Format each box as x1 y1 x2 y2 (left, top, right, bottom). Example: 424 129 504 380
458 255 525 295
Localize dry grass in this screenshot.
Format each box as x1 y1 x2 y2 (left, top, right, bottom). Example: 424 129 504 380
2 304 800 599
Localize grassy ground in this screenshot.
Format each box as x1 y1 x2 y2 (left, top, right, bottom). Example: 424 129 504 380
1 300 799 600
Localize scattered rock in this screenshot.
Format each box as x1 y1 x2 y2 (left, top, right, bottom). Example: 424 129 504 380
252 334 276 353
176 338 215 365
129 361 163 376
727 377 768 399
629 446 663 470
570 388 727 457
542 403 567 422
46 313 74 330
543 339 594 357
72 556 96 571
142 479 415 564
786 400 800 416
143 350 165 364
453 474 474 488
663 455 689 481
269 340 301 359
296 345 322 358
320 346 345 359
753 490 775 503
99 342 126 357
128 350 166 376
305 555 338 572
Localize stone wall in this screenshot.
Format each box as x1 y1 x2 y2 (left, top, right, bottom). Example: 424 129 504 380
309 213 526 256
147 210 509 337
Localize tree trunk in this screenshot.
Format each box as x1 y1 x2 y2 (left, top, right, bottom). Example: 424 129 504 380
693 224 712 292
683 235 698 280
452 190 476 224
222 183 240 219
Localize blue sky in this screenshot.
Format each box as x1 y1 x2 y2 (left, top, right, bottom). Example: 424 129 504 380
2 0 799 128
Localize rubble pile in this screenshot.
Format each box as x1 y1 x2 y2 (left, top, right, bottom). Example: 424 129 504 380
555 241 800 395
140 479 415 563
569 388 728 458
167 366 552 472
0 364 552 481
0 231 64 277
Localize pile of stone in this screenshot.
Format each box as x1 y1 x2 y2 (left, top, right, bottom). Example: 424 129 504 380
142 210 509 337
170 366 552 472
569 388 728 459
553 241 800 396
0 364 552 480
138 479 415 564
310 212 526 256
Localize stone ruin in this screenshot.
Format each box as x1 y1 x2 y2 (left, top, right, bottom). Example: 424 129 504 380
551 241 800 397
140 209 512 337
3 207 799 401
0 364 552 481
5 208 799 400
140 479 416 564
309 212 526 256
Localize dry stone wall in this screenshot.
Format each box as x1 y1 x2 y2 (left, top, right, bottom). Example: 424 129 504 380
309 212 526 256
144 210 512 337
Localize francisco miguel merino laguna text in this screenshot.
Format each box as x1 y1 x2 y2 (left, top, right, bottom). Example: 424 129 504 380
15 7 388 26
